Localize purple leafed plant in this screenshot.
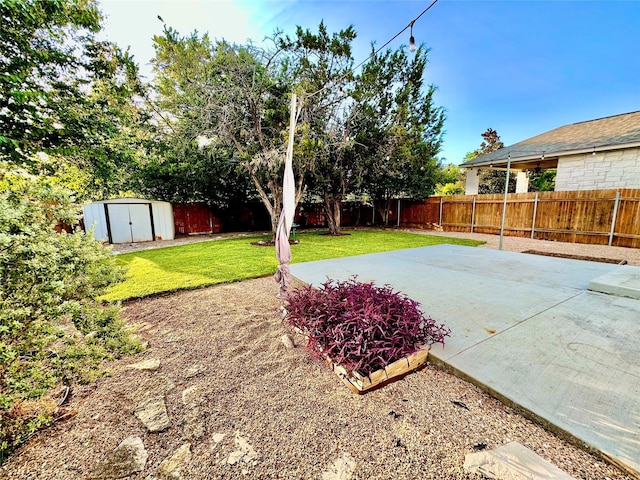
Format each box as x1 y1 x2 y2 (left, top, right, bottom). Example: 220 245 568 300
284 277 450 376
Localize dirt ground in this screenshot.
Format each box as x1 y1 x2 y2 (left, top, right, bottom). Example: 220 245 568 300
2 231 638 479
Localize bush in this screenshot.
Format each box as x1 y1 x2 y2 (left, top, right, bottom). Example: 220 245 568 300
0 172 142 461
284 277 450 376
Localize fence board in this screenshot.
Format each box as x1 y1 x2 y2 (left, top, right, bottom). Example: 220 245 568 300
400 189 640 248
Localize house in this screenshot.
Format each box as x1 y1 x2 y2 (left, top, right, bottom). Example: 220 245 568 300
460 111 640 194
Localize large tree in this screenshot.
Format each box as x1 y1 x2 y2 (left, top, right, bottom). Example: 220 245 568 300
282 26 445 233
279 22 358 235
0 0 145 198
134 123 251 209
150 27 300 233
358 46 445 225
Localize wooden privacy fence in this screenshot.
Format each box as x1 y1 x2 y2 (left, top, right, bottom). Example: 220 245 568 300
400 189 640 249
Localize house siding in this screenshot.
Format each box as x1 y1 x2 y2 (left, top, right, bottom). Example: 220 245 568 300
555 147 640 191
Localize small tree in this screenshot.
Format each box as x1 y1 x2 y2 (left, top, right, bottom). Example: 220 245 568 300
466 128 516 194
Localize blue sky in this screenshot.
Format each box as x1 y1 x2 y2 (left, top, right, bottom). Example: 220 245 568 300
100 0 640 165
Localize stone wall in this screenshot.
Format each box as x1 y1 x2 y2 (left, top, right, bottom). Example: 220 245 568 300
555 147 640 191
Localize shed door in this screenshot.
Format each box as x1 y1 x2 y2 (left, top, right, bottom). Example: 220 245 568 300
129 204 153 242
107 204 154 243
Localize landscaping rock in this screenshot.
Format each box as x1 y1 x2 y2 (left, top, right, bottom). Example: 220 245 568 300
184 365 203 378
89 436 148 479
134 397 170 432
281 334 295 350
227 432 258 466
127 359 161 371
463 441 576 479
130 376 176 404
181 385 200 405
181 386 204 440
156 443 191 480
321 453 356 480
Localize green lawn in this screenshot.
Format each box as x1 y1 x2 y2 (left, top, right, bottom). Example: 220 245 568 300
103 229 483 302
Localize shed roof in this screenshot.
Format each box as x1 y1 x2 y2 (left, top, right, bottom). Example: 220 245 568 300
461 111 640 169
85 198 170 205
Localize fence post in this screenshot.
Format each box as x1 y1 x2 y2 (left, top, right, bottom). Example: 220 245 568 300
397 199 401 227
470 197 476 233
439 197 443 226
531 192 539 239
499 154 512 250
609 191 620 246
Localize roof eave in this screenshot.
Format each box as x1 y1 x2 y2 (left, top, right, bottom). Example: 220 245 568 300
461 141 640 168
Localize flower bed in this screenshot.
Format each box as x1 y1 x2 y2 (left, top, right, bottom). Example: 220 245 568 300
326 345 430 394
284 277 450 393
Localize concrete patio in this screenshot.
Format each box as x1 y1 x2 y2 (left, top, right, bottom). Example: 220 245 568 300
290 244 640 477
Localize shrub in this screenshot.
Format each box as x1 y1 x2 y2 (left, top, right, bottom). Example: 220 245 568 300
284 277 450 376
0 173 142 461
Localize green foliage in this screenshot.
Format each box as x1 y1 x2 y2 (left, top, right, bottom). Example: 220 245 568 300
0 0 102 164
0 172 142 461
434 163 465 196
104 230 483 302
478 169 517 194
465 128 504 159
134 141 251 209
528 168 556 192
354 45 445 225
150 26 294 231
434 181 465 196
438 163 463 185
0 0 146 200
284 26 445 232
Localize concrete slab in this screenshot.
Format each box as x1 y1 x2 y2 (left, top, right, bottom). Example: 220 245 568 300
291 245 619 360
290 244 640 476
445 291 640 475
589 265 640 299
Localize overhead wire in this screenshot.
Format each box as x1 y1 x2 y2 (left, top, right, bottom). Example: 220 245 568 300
305 0 440 99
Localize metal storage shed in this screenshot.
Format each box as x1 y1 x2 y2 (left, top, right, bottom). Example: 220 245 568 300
82 198 175 244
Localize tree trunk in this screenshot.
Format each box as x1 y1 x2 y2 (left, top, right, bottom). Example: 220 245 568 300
323 192 342 235
384 197 393 226
270 202 281 236
375 196 395 226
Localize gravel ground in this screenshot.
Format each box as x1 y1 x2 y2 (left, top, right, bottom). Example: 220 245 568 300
2 230 638 479
408 229 640 266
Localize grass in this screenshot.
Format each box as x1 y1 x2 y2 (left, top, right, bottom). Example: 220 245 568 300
102 229 484 302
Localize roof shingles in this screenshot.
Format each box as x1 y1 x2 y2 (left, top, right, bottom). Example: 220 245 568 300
462 111 640 166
